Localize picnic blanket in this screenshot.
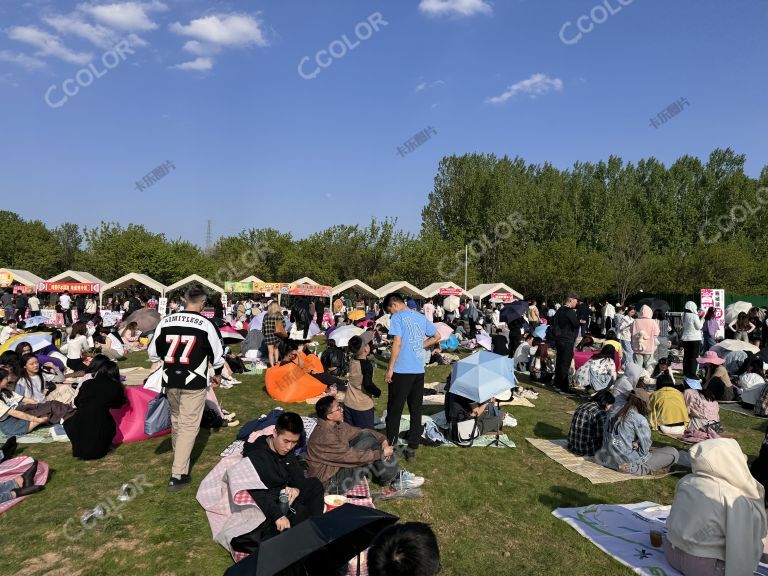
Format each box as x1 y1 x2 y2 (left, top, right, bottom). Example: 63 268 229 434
0 426 64 444
0 456 49 514
423 392 534 408
720 403 768 418
554 501 768 575
121 367 154 387
527 438 678 484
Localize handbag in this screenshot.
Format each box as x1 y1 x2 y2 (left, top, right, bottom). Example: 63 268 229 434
145 388 172 435
274 318 288 339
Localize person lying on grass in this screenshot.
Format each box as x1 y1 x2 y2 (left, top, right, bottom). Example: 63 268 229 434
0 459 44 503
567 389 615 456
595 391 680 476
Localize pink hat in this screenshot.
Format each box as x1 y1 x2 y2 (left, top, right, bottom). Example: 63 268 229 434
696 350 724 365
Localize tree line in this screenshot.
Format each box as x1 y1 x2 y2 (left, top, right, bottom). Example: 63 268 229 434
2 147 767 301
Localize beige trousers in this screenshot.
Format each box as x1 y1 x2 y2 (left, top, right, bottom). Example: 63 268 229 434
166 387 207 476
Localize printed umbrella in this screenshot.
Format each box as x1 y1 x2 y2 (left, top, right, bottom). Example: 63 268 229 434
347 310 366 321
219 326 245 344
328 325 363 347
449 350 516 403
725 301 753 325
22 315 47 328
433 322 455 341
224 505 399 576
712 339 760 355
500 300 529 323
120 309 161 333
0 333 53 354
442 295 460 313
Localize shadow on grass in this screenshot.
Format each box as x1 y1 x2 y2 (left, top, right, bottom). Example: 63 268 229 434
538 485 608 510
534 421 565 438
154 427 212 473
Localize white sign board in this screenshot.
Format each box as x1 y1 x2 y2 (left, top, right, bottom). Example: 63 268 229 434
700 288 725 339
158 297 168 317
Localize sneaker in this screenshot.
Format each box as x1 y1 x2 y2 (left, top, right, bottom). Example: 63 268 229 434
219 380 234 389
167 474 191 492
226 378 242 385
392 470 425 490
222 412 237 421
223 419 240 428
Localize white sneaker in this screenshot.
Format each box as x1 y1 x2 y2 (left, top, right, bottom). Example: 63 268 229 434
219 380 234 389
392 470 425 490
227 378 242 385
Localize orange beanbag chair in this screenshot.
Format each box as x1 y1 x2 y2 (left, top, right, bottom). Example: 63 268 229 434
299 351 324 375
265 363 327 403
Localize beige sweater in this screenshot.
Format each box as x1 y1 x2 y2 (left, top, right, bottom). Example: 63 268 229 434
666 438 767 576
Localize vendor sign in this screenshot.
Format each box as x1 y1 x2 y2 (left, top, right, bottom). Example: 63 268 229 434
12 285 34 294
700 288 725 339
40 309 65 325
254 282 287 294
37 281 100 294
438 287 463 295
100 310 124 327
281 283 333 298
490 292 515 303
224 281 254 293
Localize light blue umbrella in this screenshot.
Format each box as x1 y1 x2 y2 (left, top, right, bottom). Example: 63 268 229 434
449 350 517 403
533 324 548 340
10 333 53 352
23 315 47 328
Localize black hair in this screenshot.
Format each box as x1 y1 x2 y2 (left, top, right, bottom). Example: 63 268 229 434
655 374 676 390
590 389 615 410
0 350 20 371
69 321 88 339
183 284 208 304
596 344 615 358
94 359 121 383
315 395 336 420
16 342 33 356
382 292 405 311
531 337 542 346
274 412 303 436
87 354 112 375
368 522 441 576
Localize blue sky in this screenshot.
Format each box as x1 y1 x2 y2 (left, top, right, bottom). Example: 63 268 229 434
1 0 766 247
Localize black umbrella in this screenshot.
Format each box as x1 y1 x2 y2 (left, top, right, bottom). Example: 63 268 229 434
224 505 399 576
635 298 670 314
500 300 529 324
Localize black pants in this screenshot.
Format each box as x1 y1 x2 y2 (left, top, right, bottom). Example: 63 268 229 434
682 340 701 378
233 476 325 554
328 431 399 492
554 339 574 392
508 333 522 359
62 309 73 326
386 373 424 449
14 307 27 322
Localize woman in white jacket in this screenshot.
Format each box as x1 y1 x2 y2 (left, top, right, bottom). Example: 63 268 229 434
665 438 767 576
680 301 703 378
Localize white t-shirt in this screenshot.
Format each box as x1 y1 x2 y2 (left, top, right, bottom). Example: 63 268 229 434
0 325 13 344
107 333 125 356
63 334 88 359
423 302 435 323
28 296 40 312
0 390 22 421
59 294 72 310
17 374 46 402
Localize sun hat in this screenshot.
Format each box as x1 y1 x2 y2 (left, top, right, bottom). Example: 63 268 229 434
696 350 725 365
684 376 702 390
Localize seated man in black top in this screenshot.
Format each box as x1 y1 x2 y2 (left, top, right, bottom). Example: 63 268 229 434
491 328 508 356
444 376 502 437
231 412 324 555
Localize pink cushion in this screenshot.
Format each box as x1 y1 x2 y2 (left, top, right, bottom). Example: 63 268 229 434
110 386 170 444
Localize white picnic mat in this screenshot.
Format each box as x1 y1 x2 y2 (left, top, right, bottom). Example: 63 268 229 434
554 501 768 575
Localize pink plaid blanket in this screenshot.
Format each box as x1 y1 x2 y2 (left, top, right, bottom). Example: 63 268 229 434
0 456 49 515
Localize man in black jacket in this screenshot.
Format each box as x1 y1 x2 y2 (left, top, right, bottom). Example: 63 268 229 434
551 293 580 393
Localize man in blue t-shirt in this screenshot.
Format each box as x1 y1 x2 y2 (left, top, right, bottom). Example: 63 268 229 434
383 293 440 460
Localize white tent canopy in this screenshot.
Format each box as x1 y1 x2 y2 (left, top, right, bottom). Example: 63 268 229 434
240 275 263 283
468 283 523 301
333 279 379 299
293 276 318 285
100 273 167 302
377 281 425 299
165 274 224 295
48 270 104 285
421 282 469 298
0 268 45 287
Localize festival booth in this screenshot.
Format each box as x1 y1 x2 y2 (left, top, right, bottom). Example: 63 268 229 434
100 273 167 307
36 280 102 325
47 270 104 287
165 274 224 298
292 276 318 286
332 279 379 315
279 282 333 311
376 281 425 301
0 268 45 301
468 283 524 305
239 275 263 284
421 282 469 299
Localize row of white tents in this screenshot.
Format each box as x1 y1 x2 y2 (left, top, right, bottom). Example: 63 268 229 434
0 268 523 304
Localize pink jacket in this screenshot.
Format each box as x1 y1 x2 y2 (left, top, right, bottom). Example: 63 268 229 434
631 305 660 354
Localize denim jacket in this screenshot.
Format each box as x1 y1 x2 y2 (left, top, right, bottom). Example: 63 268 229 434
595 408 651 469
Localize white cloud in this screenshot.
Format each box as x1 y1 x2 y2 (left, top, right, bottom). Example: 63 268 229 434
174 56 213 71
126 33 148 47
419 0 492 17
416 79 445 92
0 50 46 70
43 13 116 48
415 81 427 92
8 26 92 65
79 1 167 32
182 39 219 56
170 13 267 48
487 73 563 104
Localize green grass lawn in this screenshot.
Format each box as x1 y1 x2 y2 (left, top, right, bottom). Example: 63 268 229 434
2 350 767 576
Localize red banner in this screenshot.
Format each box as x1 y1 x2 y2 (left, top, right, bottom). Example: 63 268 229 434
490 292 515 302
438 287 463 295
37 281 100 294
13 285 34 294
281 283 333 298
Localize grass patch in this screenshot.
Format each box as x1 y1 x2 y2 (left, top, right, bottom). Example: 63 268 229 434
1 350 765 575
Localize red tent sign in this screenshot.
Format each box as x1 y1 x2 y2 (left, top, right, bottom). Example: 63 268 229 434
37 281 100 294
438 288 463 295
281 284 333 298
490 292 514 302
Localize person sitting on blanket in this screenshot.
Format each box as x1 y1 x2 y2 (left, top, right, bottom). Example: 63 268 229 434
666 438 767 576
231 412 325 555
738 356 766 408
607 362 646 417
306 396 417 493
511 333 533 370
570 345 617 391
0 368 59 437
567 389 615 456
368 522 442 576
444 374 506 436
683 376 721 433
344 334 381 429
529 339 554 383
699 351 735 401
0 459 44 503
595 390 680 475
648 374 690 434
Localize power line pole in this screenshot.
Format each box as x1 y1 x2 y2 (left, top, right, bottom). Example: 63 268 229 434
205 219 213 253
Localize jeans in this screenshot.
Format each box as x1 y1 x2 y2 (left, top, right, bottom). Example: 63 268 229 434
702 333 716 353
385 373 424 449
0 479 18 503
620 339 634 369
328 431 399 491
